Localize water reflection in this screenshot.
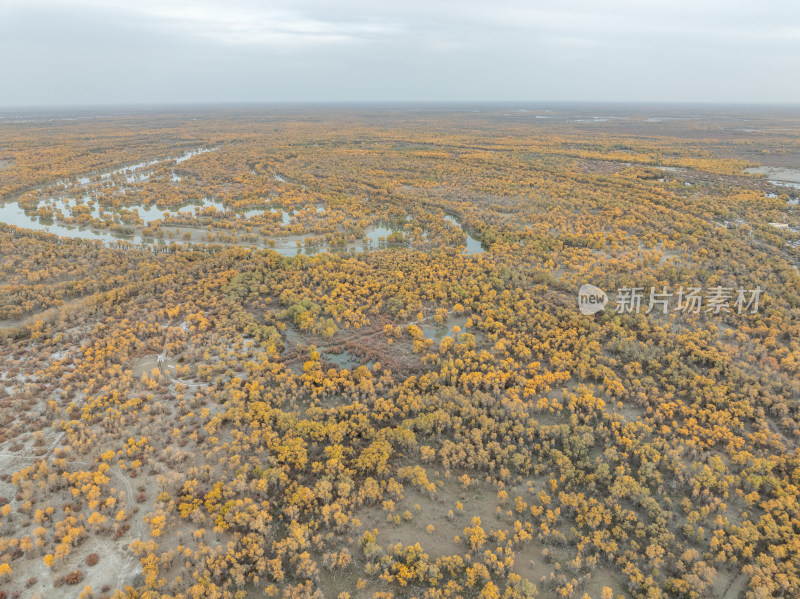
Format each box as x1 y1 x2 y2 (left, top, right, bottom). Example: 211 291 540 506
1 150 485 257
0 199 487 258
0 200 485 258
419 314 469 341
75 147 217 186
444 214 483 254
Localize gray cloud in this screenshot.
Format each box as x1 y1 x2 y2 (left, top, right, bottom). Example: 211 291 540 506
1 0 798 105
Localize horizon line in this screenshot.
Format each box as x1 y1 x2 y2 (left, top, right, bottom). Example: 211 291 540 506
2 100 800 112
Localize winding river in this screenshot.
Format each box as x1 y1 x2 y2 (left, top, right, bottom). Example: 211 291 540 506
0 148 483 257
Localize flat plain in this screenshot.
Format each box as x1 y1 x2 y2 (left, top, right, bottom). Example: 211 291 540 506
0 105 798 599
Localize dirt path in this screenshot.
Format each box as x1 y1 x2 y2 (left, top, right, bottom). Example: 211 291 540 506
0 430 68 473
112 461 145 592
721 571 748 599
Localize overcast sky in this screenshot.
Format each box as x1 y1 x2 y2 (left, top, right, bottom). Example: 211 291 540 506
1 0 798 106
